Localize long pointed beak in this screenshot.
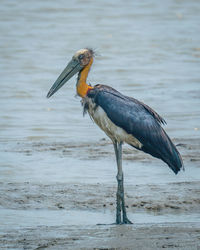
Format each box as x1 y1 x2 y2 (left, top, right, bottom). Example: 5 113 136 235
47 58 83 98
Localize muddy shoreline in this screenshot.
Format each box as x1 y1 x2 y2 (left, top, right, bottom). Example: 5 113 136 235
1 178 200 249
1 181 200 213
1 138 200 249
1 223 200 250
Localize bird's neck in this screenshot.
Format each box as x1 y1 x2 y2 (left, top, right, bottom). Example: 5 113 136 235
76 58 93 98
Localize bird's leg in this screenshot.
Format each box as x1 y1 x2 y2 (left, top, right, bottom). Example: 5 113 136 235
114 142 122 224
113 142 133 224
116 177 122 224
121 179 133 224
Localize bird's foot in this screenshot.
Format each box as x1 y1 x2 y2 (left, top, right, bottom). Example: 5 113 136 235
115 221 133 225
123 216 133 224
115 215 133 225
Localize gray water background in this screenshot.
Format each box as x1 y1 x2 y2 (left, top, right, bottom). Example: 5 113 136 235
0 0 200 227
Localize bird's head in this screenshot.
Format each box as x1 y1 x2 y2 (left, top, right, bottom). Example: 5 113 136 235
47 48 94 98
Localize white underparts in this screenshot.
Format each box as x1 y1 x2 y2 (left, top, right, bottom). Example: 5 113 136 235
85 98 143 149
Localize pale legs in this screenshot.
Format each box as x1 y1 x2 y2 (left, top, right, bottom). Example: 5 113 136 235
113 141 133 224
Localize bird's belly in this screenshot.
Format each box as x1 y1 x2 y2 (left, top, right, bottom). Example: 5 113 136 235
89 104 142 148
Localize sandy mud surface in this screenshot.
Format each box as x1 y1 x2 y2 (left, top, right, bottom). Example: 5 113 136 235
1 178 200 250
1 139 200 249
1 223 200 250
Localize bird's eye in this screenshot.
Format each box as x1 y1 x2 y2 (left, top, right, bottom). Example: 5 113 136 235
78 54 85 60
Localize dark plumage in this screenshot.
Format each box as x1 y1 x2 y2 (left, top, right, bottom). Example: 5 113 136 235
87 84 183 174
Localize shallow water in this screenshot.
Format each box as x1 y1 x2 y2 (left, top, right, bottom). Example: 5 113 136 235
1 209 200 230
0 0 200 230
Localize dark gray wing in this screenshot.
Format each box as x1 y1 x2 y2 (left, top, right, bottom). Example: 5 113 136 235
87 85 183 174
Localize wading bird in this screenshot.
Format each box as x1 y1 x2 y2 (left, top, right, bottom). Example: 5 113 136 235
47 48 183 224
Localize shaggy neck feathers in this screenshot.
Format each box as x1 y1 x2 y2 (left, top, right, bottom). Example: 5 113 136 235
76 58 93 97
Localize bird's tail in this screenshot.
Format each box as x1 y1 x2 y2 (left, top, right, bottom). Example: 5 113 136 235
162 133 184 174
141 130 184 175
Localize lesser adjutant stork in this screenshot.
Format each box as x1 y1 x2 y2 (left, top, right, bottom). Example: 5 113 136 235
47 48 184 224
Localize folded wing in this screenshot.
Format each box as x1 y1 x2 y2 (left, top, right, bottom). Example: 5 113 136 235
88 85 183 174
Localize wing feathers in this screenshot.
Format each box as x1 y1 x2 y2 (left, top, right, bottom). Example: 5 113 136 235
87 85 183 174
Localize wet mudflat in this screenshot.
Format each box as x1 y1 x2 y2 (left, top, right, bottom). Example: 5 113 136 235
1 223 200 250
1 0 200 249
1 139 200 249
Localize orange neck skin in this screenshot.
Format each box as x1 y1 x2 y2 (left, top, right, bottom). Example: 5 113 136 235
76 58 93 98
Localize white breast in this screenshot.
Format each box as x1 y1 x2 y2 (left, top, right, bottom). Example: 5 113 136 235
85 98 142 149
